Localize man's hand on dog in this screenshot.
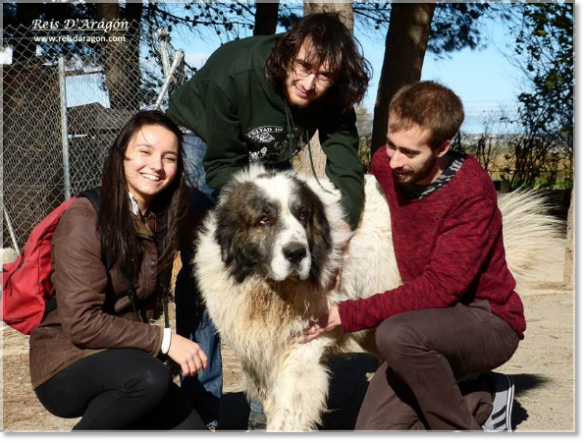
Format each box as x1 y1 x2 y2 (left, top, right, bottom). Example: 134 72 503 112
302 304 342 342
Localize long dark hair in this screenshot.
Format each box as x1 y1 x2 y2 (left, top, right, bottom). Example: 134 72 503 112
98 110 188 279
265 12 372 111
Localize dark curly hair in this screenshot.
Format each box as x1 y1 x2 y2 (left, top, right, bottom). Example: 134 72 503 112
265 12 372 111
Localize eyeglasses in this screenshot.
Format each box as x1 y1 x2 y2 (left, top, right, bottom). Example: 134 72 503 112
291 60 334 88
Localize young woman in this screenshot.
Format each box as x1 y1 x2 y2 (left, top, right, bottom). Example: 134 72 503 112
29 110 208 430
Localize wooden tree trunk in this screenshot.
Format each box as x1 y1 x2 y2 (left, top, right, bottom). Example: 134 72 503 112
370 3 435 154
254 0 280 36
97 3 142 110
563 187 574 289
303 0 353 29
293 1 354 178
12 3 43 62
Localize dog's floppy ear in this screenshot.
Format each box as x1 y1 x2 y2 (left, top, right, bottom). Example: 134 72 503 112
231 244 261 283
308 199 332 281
214 215 261 283
214 213 238 264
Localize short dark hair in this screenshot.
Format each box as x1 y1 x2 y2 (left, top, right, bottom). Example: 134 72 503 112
388 81 465 149
98 110 188 278
265 12 372 111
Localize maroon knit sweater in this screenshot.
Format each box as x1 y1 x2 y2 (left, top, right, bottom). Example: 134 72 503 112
338 147 526 339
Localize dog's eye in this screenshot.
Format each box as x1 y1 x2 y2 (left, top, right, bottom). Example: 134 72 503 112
298 209 308 221
258 215 271 226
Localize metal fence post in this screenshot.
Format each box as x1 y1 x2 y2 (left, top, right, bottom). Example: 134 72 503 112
2 206 20 253
4 23 191 247
154 49 184 109
58 56 72 200
155 27 172 78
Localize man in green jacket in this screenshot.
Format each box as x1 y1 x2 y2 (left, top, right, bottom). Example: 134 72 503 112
168 12 371 430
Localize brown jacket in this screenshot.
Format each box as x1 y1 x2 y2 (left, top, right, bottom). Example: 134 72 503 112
29 198 165 389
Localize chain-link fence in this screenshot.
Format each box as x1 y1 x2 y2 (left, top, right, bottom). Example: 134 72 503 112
455 109 573 189
456 108 525 183
2 21 191 250
2 22 572 250
356 106 573 191
354 108 523 173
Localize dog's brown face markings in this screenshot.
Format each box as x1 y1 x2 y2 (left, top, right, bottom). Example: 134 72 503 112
215 180 277 282
288 177 332 281
214 173 332 284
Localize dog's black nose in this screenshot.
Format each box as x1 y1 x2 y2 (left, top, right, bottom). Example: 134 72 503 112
283 243 307 265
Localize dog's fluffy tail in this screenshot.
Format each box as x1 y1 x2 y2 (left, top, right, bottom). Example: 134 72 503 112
499 190 565 293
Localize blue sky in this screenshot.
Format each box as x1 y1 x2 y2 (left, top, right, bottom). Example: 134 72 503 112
174 8 525 118
0 3 559 133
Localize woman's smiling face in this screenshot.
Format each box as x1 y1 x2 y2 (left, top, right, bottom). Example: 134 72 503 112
123 124 179 214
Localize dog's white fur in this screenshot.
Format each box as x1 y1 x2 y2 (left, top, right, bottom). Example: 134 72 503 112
194 165 563 431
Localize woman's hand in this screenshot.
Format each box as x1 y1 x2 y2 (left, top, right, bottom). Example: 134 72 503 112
167 333 208 377
303 304 342 343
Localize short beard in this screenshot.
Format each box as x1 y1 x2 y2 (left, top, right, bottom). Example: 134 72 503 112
393 153 438 185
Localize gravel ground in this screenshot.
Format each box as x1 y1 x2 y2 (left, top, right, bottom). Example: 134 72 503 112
1 245 574 432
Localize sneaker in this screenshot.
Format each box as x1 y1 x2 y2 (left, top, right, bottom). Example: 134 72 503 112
482 372 515 432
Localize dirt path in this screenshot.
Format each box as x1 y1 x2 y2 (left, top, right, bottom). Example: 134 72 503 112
1 246 574 432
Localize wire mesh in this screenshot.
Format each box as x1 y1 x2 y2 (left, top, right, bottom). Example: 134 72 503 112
1 21 572 250
2 21 186 250
355 107 572 187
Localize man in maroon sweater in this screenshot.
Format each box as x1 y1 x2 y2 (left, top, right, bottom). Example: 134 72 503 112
304 81 524 431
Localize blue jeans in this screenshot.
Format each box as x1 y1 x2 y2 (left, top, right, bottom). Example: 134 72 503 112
177 133 265 429
176 134 221 427
181 133 215 196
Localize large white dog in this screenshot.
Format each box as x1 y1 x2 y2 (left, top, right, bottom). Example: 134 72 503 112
193 165 563 431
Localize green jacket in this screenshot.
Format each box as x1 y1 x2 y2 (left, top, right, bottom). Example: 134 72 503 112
167 34 364 229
